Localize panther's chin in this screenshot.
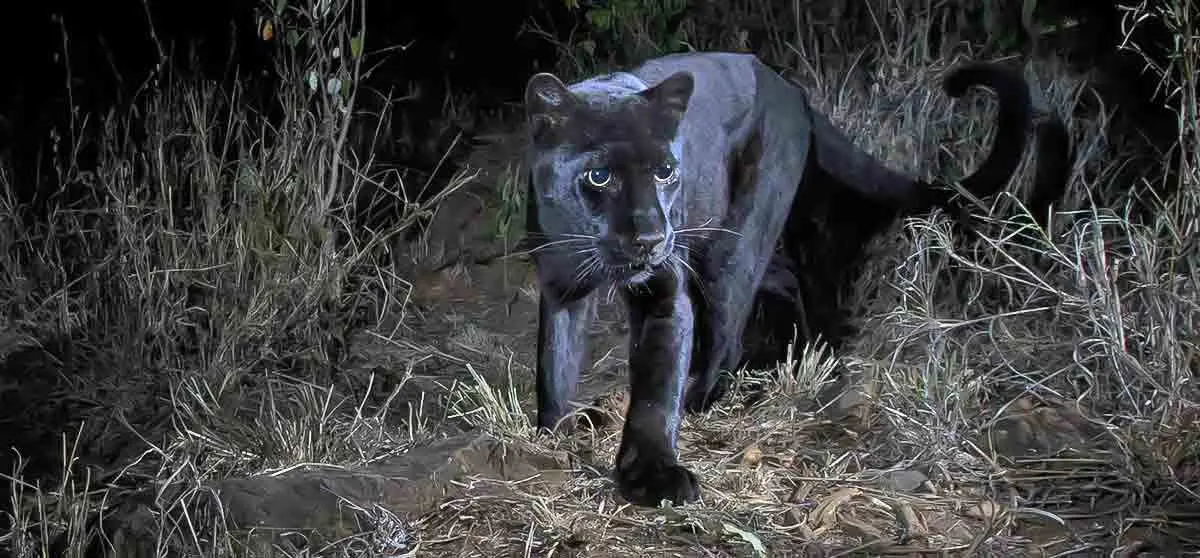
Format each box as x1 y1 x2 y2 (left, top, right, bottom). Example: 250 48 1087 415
622 256 671 285
607 245 674 286
625 268 655 285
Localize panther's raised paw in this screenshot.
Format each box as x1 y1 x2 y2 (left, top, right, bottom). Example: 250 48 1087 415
615 455 700 506
684 375 729 414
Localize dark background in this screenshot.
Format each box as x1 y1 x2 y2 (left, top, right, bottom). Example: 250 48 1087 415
0 0 575 209
0 0 1179 212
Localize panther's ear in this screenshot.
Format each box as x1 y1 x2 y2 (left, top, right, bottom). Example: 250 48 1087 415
640 71 694 122
525 73 576 144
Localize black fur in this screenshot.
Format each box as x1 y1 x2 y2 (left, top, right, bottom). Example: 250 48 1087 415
521 52 1069 507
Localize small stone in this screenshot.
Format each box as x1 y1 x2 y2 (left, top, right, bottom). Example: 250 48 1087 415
877 469 929 493
742 444 763 466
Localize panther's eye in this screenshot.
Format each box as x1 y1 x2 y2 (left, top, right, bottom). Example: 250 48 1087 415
653 162 677 183
584 168 612 188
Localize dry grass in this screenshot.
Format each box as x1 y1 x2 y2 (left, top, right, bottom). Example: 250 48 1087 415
2 0 1198 556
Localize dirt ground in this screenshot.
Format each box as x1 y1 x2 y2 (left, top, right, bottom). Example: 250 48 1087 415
90 127 1196 558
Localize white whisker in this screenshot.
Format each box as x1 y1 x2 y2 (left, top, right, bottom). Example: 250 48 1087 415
522 237 595 255
673 253 711 305
675 226 742 238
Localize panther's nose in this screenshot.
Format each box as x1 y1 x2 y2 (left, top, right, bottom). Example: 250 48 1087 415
631 232 668 260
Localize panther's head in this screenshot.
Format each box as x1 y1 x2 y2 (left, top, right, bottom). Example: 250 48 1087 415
523 71 694 286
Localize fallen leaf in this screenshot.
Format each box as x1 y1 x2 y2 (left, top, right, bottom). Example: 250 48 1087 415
962 499 1005 520
812 487 861 529
889 500 925 541
840 515 886 541
722 522 767 556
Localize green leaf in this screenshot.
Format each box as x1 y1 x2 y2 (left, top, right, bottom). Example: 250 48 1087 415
274 0 287 16
722 522 767 556
586 8 613 31
350 33 364 59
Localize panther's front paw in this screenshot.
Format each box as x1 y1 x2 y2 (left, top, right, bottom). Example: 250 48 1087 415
684 374 729 413
615 451 700 506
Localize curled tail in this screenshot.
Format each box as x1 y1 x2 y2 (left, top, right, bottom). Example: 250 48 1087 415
810 61 1036 213
940 61 1034 196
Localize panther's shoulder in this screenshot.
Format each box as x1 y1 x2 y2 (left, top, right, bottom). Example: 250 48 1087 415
631 51 765 84
564 51 766 98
